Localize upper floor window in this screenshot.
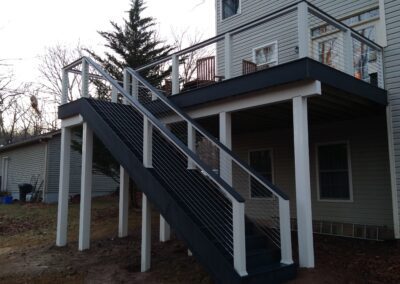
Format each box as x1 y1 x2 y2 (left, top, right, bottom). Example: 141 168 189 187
317 143 352 201
253 41 278 68
249 149 273 198
222 0 240 20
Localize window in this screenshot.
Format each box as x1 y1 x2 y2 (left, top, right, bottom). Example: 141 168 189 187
222 0 240 20
318 38 338 68
317 143 352 201
249 150 273 198
253 41 278 68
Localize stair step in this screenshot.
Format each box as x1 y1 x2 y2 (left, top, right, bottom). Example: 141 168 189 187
246 248 281 268
246 262 297 283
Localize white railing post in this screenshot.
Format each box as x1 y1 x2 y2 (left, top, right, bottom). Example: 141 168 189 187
224 33 232 79
343 30 354 75
159 215 171 242
279 198 293 264
61 69 69 104
123 69 130 105
111 86 118 103
219 112 232 186
172 54 180 95
377 50 384 88
187 125 196 169
141 193 152 272
233 200 247 276
81 59 89 98
297 2 310 58
143 118 153 168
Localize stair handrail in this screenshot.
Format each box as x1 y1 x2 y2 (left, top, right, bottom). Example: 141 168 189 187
63 57 244 204
126 67 289 201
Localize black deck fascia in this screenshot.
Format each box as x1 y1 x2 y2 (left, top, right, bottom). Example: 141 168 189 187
171 58 387 109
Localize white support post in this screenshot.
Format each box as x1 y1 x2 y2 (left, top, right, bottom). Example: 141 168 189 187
143 118 153 168
297 2 310 58
279 199 293 264
233 201 247 276
79 122 93 251
123 69 131 105
172 54 180 95
118 166 129 238
343 30 354 75
141 194 152 272
111 86 118 103
61 69 69 104
224 33 232 80
159 215 171 242
56 127 71 247
219 112 232 186
187 125 196 169
81 59 89 98
292 96 314 268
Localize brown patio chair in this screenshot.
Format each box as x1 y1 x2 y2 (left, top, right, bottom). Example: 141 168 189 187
196 56 217 87
242 59 257 75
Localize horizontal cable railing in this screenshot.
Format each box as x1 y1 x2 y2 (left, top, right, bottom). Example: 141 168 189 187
126 67 293 265
62 57 248 276
134 0 384 94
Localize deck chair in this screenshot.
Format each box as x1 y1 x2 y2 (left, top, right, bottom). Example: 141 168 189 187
242 59 257 75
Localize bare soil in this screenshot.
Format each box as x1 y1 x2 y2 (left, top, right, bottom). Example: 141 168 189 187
0 196 399 283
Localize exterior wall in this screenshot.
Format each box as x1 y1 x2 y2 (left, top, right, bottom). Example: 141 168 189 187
232 115 393 229
216 0 380 77
0 143 46 199
46 133 118 203
383 0 400 236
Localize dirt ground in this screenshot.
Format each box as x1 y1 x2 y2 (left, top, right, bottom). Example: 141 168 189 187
0 196 399 284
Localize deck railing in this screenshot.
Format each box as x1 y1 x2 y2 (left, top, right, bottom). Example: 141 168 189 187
136 0 384 93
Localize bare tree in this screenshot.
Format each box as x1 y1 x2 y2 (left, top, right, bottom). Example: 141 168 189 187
172 29 212 85
38 43 84 103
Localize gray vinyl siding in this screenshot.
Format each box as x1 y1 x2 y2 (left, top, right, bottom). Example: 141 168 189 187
216 0 379 77
46 133 118 202
384 0 400 230
0 143 46 198
232 115 393 228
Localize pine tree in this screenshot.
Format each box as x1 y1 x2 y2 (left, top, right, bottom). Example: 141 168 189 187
87 0 173 86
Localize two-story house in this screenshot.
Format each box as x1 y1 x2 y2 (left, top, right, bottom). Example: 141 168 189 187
54 1 399 283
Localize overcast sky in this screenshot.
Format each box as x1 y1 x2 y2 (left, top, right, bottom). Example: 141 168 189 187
0 0 215 84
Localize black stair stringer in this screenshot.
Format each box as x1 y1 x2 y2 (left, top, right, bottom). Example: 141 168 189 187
59 98 242 284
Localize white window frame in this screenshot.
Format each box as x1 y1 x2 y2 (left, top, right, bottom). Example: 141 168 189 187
316 141 353 203
252 41 279 68
248 148 274 200
220 0 241 22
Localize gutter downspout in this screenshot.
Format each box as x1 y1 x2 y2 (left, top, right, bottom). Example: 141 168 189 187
42 141 49 203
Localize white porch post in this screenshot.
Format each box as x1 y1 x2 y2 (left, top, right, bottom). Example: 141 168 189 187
61 69 69 104
159 215 171 242
297 2 310 59
111 86 118 103
224 33 233 80
141 117 153 271
343 30 354 76
141 194 152 272
78 122 93 251
56 127 71 246
81 59 89 98
292 96 314 268
279 199 294 264
219 112 232 186
119 166 129 238
233 200 247 276
172 54 180 95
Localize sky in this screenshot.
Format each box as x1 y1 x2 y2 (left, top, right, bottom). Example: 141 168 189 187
0 0 215 85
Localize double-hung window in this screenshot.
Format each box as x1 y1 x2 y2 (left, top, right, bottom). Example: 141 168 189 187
249 149 273 198
222 0 240 20
253 41 278 68
317 143 352 201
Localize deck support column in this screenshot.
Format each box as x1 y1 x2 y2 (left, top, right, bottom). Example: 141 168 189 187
141 194 152 272
159 215 171 242
219 112 232 186
292 96 314 268
119 166 129 238
79 122 93 251
56 127 71 247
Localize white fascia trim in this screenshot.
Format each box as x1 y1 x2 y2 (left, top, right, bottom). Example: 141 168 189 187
163 80 322 124
61 115 83 128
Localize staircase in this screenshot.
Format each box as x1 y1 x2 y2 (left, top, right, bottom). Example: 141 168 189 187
58 57 296 283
